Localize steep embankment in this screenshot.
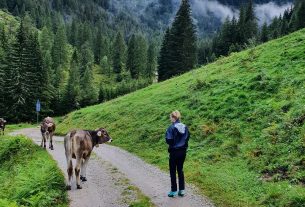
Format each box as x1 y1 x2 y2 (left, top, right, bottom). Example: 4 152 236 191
0 136 67 207
57 29 305 207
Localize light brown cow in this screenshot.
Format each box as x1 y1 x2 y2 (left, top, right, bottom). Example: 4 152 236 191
40 117 56 150
0 118 6 135
64 128 112 190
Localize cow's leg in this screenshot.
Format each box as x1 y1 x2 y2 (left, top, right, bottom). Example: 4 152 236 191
41 134 46 148
49 132 54 150
66 159 73 190
80 157 90 182
75 156 82 189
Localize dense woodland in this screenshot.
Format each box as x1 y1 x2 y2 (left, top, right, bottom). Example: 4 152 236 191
0 0 304 122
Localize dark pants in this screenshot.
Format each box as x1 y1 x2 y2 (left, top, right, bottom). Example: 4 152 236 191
169 149 186 191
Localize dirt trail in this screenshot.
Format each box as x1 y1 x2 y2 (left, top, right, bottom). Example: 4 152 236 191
11 128 214 207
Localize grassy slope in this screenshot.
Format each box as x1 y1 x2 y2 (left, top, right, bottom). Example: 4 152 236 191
0 136 68 207
57 29 305 206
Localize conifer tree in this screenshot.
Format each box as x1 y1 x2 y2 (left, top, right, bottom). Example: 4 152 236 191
158 0 197 81
158 28 171 81
80 66 97 106
260 22 269 43
62 50 80 112
112 31 126 82
52 25 68 76
0 24 6 116
146 42 157 81
4 20 40 121
294 2 305 30
127 34 148 79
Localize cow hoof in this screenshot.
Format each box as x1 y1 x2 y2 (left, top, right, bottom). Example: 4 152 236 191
66 185 71 191
80 176 87 182
50 146 54 150
77 185 82 189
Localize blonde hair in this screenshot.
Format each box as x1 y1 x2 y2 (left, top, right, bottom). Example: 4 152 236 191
170 110 181 121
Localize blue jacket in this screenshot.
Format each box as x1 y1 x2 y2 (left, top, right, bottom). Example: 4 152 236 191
165 120 190 152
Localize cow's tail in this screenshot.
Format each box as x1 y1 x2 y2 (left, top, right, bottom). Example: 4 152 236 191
64 132 73 162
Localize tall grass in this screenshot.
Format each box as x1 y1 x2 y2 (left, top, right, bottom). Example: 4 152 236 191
0 136 68 207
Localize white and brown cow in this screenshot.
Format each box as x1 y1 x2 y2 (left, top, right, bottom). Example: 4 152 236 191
0 118 6 135
64 128 112 190
40 117 56 150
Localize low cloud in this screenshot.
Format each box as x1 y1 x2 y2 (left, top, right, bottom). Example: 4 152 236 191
191 0 293 24
191 0 238 22
255 2 293 25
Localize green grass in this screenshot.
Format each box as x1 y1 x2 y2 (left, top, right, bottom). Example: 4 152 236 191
0 136 68 207
57 29 305 206
127 185 155 207
5 123 36 134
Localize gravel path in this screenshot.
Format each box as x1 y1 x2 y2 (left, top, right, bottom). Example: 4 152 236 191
11 128 214 207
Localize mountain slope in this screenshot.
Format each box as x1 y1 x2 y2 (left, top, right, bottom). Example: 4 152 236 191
57 29 305 206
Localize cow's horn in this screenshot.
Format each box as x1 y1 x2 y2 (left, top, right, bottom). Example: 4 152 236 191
97 131 102 136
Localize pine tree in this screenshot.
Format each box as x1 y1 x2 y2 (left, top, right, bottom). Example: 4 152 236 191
244 0 258 41
80 66 97 107
294 2 305 30
146 42 157 81
3 20 38 122
158 28 171 81
127 34 148 79
0 24 7 116
237 5 247 45
112 31 126 82
158 0 197 81
127 34 137 78
260 22 269 43
94 27 103 64
79 41 94 76
100 55 111 76
52 25 68 75
28 31 51 115
62 50 80 112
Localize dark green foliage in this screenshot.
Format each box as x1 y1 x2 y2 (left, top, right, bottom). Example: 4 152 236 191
146 42 157 81
99 79 151 103
158 0 197 81
3 19 47 122
62 50 80 113
0 23 7 116
260 22 269 42
157 28 171 81
112 31 127 82
80 66 98 107
127 34 148 79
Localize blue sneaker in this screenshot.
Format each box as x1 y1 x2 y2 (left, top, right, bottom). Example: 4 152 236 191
168 191 178 197
178 190 185 197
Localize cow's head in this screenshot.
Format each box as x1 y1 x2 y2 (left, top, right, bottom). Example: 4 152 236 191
0 119 6 127
96 128 112 145
41 122 53 135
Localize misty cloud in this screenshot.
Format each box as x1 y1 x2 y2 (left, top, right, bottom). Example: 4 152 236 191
191 0 238 22
191 0 293 25
255 2 293 25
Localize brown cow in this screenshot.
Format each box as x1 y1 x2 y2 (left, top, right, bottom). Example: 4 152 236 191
64 128 112 190
40 117 56 150
0 118 6 135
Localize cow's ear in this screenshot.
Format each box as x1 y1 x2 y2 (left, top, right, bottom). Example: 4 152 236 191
97 131 102 137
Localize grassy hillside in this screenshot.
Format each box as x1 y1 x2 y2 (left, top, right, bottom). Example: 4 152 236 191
57 29 305 207
0 136 68 207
